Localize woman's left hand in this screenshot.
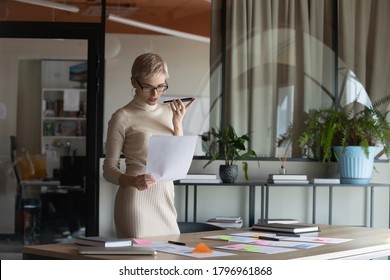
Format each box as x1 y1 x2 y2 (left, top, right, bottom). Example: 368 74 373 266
170 98 195 135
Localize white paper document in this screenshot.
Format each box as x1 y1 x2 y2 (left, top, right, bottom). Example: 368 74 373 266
63 89 80 111
146 135 197 182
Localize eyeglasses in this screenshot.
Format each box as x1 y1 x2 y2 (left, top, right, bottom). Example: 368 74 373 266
136 79 169 93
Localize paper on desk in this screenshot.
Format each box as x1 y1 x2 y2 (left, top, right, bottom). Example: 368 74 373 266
146 135 197 182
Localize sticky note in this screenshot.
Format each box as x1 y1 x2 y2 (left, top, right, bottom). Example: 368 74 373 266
192 242 213 254
133 239 152 244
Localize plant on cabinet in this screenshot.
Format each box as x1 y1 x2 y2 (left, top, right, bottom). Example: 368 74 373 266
201 125 258 183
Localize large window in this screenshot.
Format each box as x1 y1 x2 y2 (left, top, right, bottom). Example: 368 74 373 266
210 0 390 160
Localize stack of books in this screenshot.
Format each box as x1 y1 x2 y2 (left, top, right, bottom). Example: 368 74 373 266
259 218 299 224
178 173 221 184
310 178 340 184
207 216 243 229
267 174 309 184
75 236 133 247
252 222 320 234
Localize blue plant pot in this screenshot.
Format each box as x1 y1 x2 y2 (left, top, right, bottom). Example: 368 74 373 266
333 146 378 184
219 165 239 183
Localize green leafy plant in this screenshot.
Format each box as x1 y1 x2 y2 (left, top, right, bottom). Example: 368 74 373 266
201 125 258 180
298 95 390 162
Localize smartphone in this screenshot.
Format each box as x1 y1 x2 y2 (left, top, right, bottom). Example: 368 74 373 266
163 97 194 103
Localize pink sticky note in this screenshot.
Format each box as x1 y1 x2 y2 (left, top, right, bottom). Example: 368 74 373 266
254 241 272 245
133 239 152 244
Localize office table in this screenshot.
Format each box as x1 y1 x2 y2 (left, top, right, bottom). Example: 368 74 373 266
174 181 266 226
22 224 390 260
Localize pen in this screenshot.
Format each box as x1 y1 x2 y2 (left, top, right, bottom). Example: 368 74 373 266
163 97 194 103
168 240 186 246
258 236 279 241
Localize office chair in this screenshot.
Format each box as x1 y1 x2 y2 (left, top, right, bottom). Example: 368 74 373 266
177 222 225 233
10 135 40 244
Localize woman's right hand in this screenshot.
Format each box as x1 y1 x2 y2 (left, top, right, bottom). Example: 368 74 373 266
134 174 156 191
119 173 156 190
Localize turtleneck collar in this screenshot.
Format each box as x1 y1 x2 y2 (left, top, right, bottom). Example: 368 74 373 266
130 94 158 111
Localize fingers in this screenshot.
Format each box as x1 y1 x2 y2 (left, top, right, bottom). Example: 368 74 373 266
170 98 195 115
185 99 196 109
135 174 156 191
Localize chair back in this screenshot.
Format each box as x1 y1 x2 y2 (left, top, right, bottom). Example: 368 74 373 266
177 222 224 233
10 135 21 184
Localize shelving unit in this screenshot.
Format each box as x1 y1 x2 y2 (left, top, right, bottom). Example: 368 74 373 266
41 88 86 154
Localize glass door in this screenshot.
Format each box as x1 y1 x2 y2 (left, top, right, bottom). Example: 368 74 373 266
0 22 103 242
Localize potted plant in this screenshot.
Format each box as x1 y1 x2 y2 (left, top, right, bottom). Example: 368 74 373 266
201 125 258 183
298 96 390 184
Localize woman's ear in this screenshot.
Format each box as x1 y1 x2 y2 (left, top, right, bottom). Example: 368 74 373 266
130 77 136 88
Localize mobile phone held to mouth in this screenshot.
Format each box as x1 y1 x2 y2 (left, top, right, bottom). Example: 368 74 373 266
163 97 194 103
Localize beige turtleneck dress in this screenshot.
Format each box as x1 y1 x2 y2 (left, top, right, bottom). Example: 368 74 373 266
103 96 180 238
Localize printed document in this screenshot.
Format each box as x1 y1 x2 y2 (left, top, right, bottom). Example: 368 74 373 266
146 135 197 182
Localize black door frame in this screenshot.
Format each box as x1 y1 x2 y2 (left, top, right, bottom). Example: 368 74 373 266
0 21 105 236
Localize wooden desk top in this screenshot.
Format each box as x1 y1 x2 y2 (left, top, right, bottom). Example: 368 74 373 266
22 225 390 260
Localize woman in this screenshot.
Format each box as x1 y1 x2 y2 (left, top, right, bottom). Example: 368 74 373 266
103 53 195 238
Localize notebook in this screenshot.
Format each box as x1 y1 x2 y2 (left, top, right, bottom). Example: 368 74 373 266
78 246 157 255
252 223 320 234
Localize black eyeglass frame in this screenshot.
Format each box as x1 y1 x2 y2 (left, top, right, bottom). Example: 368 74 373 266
136 79 169 93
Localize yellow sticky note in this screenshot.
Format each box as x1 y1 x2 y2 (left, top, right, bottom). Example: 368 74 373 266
192 242 213 254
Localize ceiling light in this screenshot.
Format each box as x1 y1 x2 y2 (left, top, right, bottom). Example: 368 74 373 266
107 14 210 44
14 0 79 13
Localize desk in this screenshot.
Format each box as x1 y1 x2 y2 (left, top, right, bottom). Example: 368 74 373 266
22 224 390 260
174 181 266 226
18 180 85 242
264 182 390 228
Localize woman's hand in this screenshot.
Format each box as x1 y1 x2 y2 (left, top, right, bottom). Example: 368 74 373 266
119 173 156 190
134 174 156 191
170 98 195 135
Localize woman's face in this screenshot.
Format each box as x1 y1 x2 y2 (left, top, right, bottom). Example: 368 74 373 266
133 74 168 106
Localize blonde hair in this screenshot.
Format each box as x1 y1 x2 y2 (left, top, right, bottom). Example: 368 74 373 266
131 53 169 81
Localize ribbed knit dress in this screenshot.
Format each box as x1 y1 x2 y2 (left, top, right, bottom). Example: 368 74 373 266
103 95 180 238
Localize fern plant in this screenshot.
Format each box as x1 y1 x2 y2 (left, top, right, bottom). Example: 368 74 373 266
201 125 258 180
298 95 390 162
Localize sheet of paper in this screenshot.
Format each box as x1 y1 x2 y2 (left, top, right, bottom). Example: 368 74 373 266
135 243 235 259
146 135 198 182
231 231 352 244
216 243 297 254
63 89 80 111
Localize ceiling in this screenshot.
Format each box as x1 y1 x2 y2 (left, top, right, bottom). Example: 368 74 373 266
1 0 211 37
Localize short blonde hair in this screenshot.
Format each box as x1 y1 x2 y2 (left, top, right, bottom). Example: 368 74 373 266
131 53 169 81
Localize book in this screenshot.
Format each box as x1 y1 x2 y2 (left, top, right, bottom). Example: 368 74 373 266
184 173 218 180
75 236 133 247
268 174 308 180
178 178 222 184
311 178 340 184
207 221 243 229
78 246 156 255
214 216 242 221
267 179 309 184
252 223 320 233
207 218 242 223
259 218 299 224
